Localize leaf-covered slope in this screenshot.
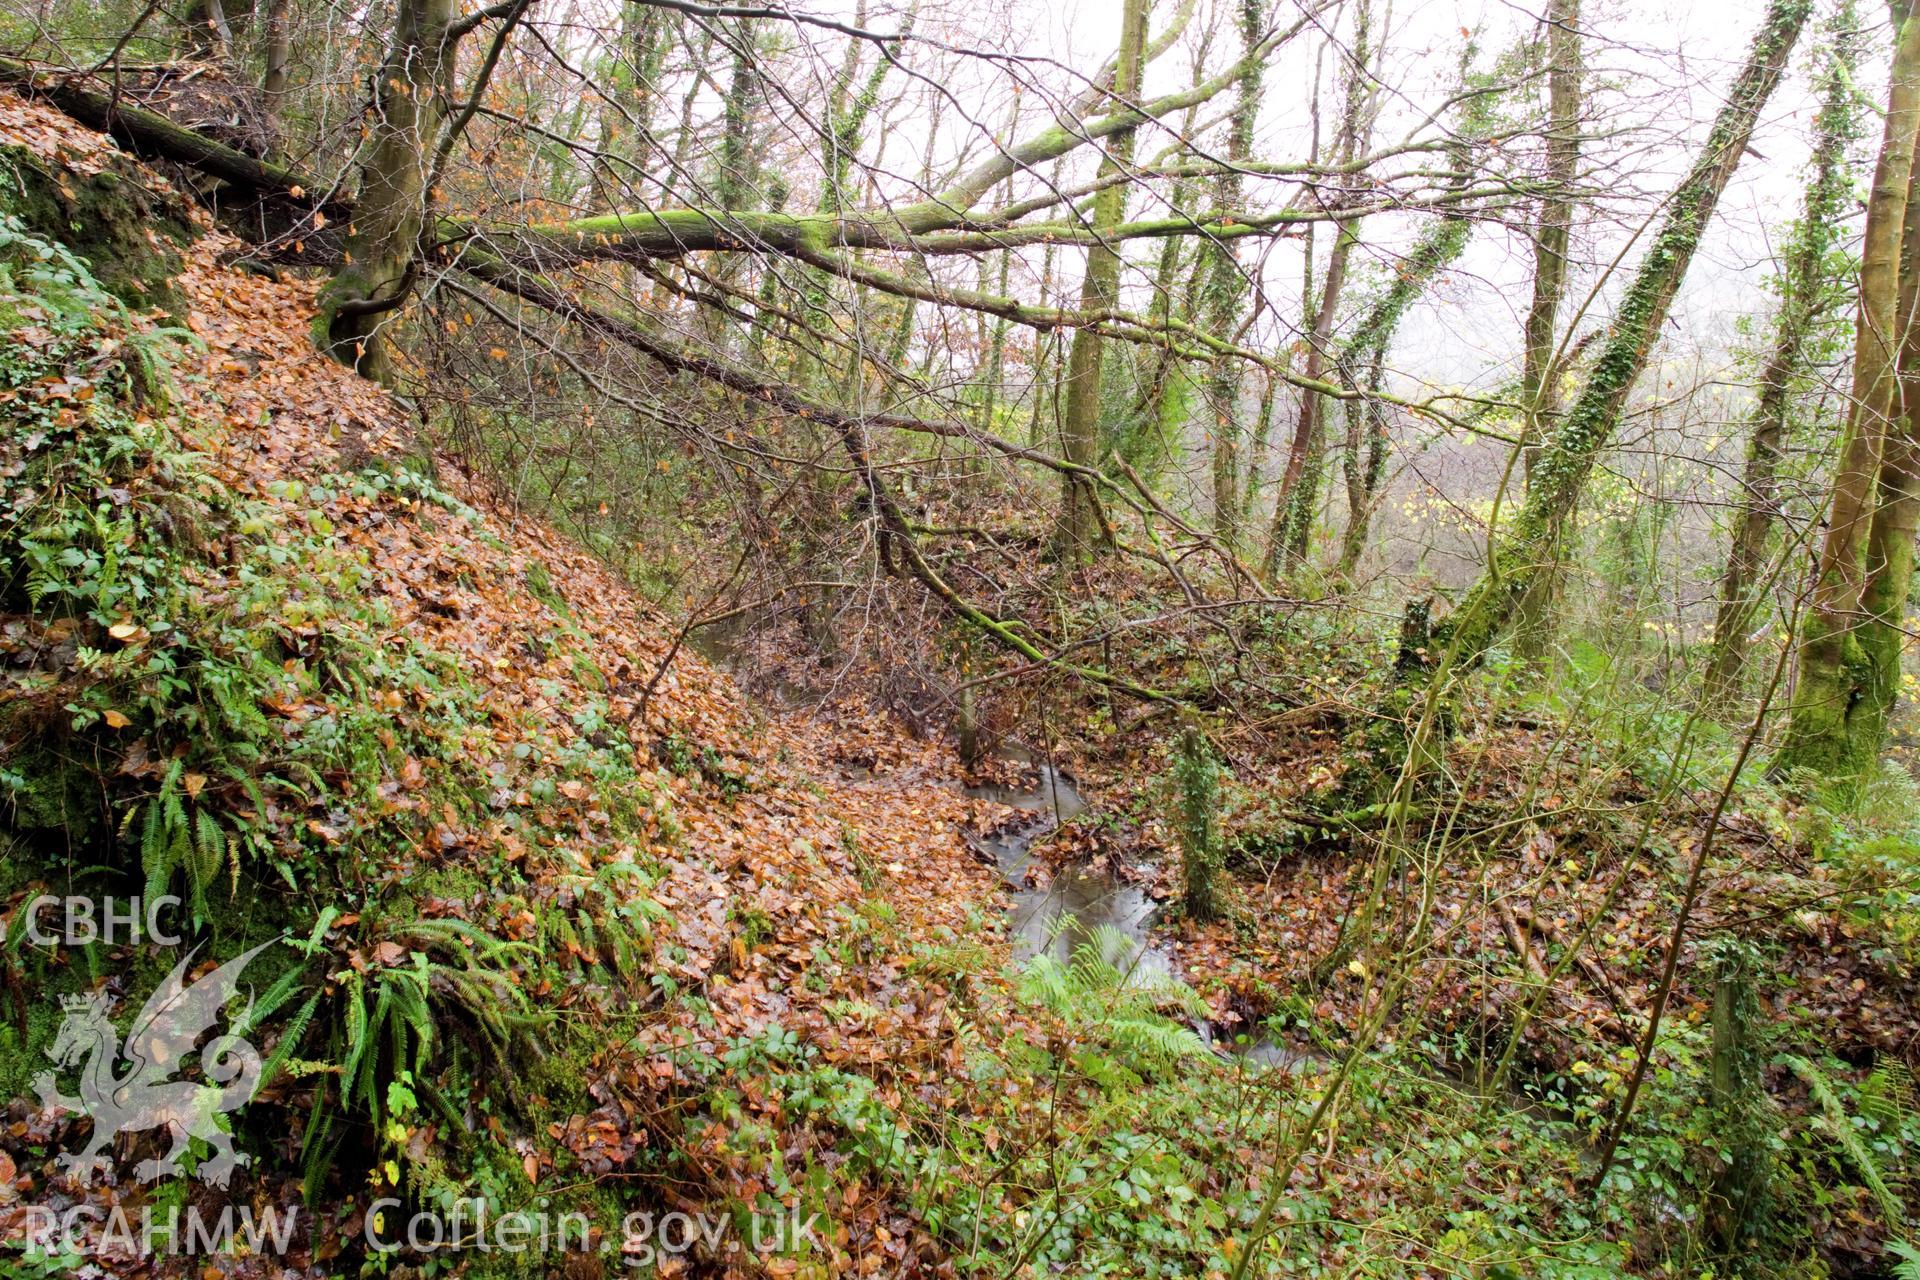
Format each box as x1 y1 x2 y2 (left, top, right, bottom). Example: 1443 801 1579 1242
0 85 1003 1271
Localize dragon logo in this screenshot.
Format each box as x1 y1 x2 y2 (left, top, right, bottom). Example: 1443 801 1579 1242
34 943 269 1188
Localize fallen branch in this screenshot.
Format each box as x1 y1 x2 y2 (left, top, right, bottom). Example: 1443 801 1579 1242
1516 906 1646 1025
1495 899 1550 984
0 57 346 255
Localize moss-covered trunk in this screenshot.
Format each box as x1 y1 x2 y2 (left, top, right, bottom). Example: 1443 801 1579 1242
1052 0 1149 561
1265 1 1374 578
1425 0 1811 675
1199 0 1266 553
1777 2 1920 779
1704 13 1858 709
1519 0 1581 477
314 0 456 383
1336 348 1390 578
1509 0 1583 658
1269 215 1357 573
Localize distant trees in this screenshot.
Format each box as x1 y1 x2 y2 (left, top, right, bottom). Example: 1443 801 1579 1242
1704 6 1860 710
1053 0 1149 562
1264 0 1375 578
1200 0 1268 555
1425 0 1813 678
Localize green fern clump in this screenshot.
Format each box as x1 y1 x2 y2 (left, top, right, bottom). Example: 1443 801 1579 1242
1018 924 1209 1076
1787 1054 1913 1230
0 216 464 914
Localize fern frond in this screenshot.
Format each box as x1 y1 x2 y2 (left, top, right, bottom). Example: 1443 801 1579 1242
1789 1054 1908 1227
141 797 175 902
1862 1060 1917 1131
254 989 321 1097
191 808 224 897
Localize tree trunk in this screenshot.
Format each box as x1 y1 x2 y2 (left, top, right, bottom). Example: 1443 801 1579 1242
1520 0 1582 477
1330 52 1487 580
1120 122 1197 479
1240 368 1278 527
314 0 457 383
261 0 291 138
597 4 672 205
1266 2 1374 577
1427 0 1812 675
1336 346 1389 578
1052 0 1149 561
698 17 760 349
1267 220 1355 576
1704 15 1858 709
1510 0 1583 657
1777 1 1920 779
1848 84 1920 767
1280 209 1375 570
1200 0 1267 553
181 0 236 62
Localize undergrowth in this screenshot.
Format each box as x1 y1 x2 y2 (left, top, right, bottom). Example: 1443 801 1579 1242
0 212 675 1256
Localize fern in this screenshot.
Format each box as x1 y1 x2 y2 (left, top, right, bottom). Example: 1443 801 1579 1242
1862 1059 1917 1133
139 793 174 905
134 758 234 915
253 989 322 1097
1788 1054 1907 1227
1890 1238 1920 1280
235 960 311 1033
1018 925 1207 1074
191 808 224 896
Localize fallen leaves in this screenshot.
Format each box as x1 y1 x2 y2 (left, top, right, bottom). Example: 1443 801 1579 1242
0 84 1020 1277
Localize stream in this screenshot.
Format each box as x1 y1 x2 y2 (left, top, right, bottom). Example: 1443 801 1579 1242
687 630 1456 1079
964 749 1334 1071
961 746 1174 987
683 623 1183 992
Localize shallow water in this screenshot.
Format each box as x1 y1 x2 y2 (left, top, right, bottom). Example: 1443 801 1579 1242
963 753 1173 986
687 625 1284 1058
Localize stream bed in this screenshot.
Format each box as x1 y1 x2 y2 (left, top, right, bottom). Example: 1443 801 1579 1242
686 630 1338 1072
962 748 1174 986
966 751 1339 1071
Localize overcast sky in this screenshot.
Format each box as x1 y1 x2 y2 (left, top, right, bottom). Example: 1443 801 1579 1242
928 0 1884 397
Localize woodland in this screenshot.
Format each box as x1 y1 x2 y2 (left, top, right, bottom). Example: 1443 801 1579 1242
1 0 1919 1275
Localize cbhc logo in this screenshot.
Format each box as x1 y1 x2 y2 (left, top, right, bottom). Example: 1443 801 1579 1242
19 895 183 946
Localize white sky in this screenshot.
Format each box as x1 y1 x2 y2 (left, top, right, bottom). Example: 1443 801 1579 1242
883 0 1885 396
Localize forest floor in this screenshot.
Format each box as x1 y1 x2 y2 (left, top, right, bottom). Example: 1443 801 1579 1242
1 88 1918 1280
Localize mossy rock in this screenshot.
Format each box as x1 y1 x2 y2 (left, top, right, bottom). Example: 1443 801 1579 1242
0 143 195 317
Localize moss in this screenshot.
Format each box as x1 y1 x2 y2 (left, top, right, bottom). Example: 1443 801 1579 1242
0 999 62 1103
386 865 491 918
1775 615 1886 786
0 743 101 838
1173 724 1225 922
519 206 842 259
0 144 193 317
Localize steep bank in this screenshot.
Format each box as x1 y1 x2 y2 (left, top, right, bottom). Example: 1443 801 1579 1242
0 87 1016 1276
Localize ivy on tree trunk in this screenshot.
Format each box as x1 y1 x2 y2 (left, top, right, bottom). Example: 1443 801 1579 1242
1703 7 1858 710
1052 0 1149 562
1423 0 1812 679
314 0 456 384
1777 0 1920 780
